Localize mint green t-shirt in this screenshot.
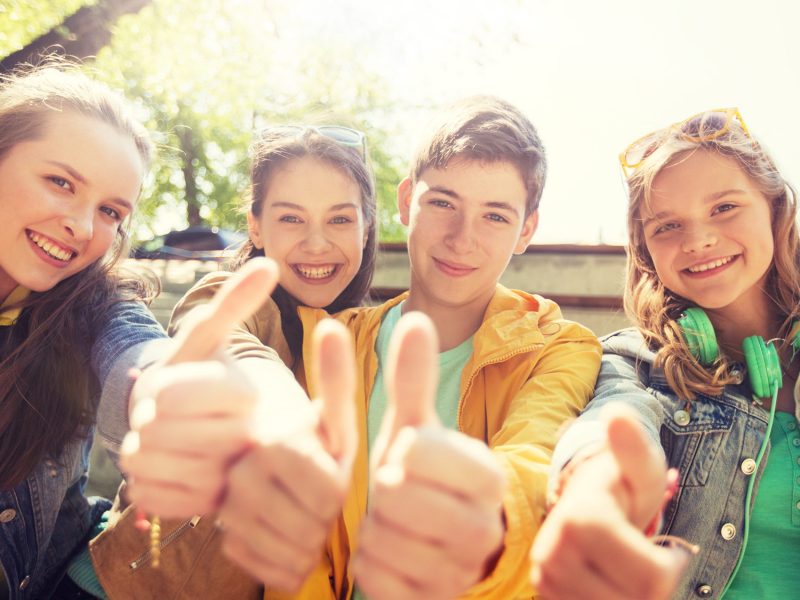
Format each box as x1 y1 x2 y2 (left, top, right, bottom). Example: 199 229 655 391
366 302 473 452
353 303 474 600
725 411 800 598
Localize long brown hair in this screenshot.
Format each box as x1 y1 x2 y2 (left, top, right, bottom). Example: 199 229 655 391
229 128 376 360
0 63 154 490
624 112 800 401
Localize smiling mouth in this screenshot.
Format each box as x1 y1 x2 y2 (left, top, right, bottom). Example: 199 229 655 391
292 264 339 280
684 255 736 274
27 230 75 262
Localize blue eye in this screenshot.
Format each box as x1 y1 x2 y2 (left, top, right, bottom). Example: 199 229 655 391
430 199 453 209
48 176 73 192
487 213 509 223
100 206 122 220
330 215 353 225
279 215 302 223
653 222 679 235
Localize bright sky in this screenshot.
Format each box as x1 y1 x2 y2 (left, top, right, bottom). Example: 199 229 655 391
278 0 800 244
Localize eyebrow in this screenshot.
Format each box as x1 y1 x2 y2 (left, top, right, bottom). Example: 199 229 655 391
46 160 86 184
46 160 134 212
426 186 519 214
268 201 359 211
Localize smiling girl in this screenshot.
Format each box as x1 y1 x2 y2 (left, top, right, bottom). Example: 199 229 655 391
0 64 167 599
531 109 800 600
88 126 376 599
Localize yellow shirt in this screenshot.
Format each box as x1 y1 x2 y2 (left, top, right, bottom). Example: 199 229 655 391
0 286 30 326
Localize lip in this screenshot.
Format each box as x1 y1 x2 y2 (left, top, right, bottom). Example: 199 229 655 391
433 257 477 277
26 230 77 268
290 263 341 285
682 254 739 278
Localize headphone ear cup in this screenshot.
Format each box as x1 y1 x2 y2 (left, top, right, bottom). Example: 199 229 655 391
678 307 719 366
743 336 782 399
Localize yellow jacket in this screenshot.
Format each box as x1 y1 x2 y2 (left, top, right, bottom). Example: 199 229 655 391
273 285 601 600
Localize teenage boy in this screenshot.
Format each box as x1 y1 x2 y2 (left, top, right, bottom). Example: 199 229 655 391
218 96 602 600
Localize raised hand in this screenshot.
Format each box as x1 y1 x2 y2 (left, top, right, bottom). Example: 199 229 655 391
530 405 691 600
353 312 506 600
218 318 358 592
120 257 297 517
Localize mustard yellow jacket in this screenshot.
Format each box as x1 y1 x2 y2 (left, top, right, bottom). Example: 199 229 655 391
273 285 601 600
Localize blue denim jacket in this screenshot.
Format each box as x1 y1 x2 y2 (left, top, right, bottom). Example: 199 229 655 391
553 328 780 600
0 301 167 599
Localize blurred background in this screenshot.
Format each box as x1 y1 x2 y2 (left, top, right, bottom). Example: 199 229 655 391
3 0 797 247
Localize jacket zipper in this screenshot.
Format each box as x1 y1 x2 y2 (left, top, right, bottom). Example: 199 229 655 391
129 515 201 570
457 344 543 431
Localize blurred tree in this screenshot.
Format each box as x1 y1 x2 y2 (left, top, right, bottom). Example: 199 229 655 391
0 0 149 72
90 0 406 241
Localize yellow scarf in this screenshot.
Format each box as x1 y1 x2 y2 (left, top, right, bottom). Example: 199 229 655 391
0 287 31 326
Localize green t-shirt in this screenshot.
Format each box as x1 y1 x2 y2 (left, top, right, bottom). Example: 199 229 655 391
353 303 474 600
725 411 800 598
366 302 472 452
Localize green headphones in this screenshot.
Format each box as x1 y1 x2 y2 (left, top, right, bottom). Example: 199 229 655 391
677 307 794 399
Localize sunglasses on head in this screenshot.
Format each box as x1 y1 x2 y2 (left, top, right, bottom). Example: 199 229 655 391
619 108 750 178
261 125 367 161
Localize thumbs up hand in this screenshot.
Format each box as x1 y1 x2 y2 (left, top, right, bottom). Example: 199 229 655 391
121 257 307 517
353 312 506 600
218 318 358 592
530 405 690 600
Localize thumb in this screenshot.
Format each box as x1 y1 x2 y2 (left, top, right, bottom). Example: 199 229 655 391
313 318 357 467
167 257 279 364
604 403 669 529
372 311 439 467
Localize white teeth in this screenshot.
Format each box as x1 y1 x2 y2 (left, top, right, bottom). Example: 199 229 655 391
296 264 336 279
688 256 733 273
28 232 74 262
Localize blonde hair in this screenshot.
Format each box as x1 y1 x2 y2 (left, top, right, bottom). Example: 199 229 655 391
624 112 800 400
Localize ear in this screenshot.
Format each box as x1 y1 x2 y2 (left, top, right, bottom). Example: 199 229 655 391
513 210 539 255
397 177 413 227
246 212 264 250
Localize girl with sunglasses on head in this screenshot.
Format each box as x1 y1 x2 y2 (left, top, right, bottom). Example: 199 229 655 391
0 63 169 600
530 109 800 600
88 125 377 599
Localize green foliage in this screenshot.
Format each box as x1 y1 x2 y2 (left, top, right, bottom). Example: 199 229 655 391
85 0 405 242
0 0 97 57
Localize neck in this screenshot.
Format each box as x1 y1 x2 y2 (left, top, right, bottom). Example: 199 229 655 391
403 289 491 352
706 299 782 359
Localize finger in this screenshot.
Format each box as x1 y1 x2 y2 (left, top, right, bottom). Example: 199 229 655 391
352 552 423 600
167 257 279 364
136 417 253 457
358 515 475 594
372 311 439 467
312 319 357 464
603 404 668 527
223 534 309 593
369 468 503 565
384 427 505 510
588 525 689 599
133 362 258 420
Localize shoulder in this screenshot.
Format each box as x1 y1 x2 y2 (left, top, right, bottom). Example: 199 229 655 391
600 327 657 364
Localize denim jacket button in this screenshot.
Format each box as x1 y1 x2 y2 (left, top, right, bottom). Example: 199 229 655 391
740 458 757 475
674 410 691 426
720 522 736 540
19 575 30 590
0 509 16 523
696 584 713 597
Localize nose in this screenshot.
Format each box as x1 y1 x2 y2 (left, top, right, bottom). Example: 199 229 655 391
300 227 333 254
680 224 717 253
444 214 477 254
61 206 94 241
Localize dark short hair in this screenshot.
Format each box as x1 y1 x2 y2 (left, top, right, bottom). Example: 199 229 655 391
411 95 546 216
